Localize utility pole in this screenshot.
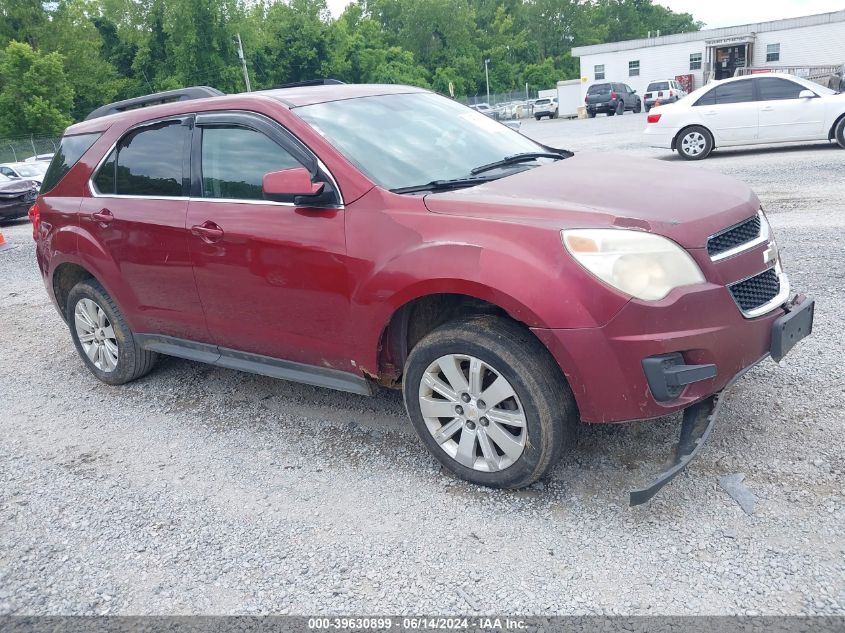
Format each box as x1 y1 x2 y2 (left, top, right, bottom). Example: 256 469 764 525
236 33 252 92
484 59 491 104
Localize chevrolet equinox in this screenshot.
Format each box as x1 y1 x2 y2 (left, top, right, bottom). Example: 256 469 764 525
31 83 814 503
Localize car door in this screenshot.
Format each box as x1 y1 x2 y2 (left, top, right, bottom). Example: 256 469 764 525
755 77 827 142
693 79 758 144
185 111 352 369
80 117 212 342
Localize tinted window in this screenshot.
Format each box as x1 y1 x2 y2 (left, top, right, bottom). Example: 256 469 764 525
41 133 100 193
200 126 302 200
535 99 550 105
116 122 185 196
757 77 805 101
695 80 753 106
588 83 611 94
648 82 670 91
93 150 116 194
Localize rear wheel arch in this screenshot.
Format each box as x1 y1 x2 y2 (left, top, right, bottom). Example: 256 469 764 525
52 263 96 322
672 124 716 151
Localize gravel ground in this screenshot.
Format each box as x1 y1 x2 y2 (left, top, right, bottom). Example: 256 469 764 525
1 113 843 616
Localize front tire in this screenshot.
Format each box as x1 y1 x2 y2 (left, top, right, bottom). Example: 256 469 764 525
677 125 714 160
634 100 642 114
67 279 158 385
403 316 578 489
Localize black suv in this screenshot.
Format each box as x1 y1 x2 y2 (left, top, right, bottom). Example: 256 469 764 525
585 82 642 117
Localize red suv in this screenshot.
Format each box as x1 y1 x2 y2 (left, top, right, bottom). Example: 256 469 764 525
31 83 813 503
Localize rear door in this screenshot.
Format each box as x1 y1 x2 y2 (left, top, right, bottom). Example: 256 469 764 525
755 77 827 141
80 117 211 342
693 79 758 144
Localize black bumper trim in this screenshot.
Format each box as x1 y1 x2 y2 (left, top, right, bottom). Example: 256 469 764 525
629 358 764 506
642 353 717 402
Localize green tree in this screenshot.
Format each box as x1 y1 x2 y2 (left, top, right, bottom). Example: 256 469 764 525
0 41 74 136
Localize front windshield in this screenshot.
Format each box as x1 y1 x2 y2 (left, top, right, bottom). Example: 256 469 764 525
295 92 549 191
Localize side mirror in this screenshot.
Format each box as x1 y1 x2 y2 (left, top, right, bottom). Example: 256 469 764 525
263 167 325 203
798 89 816 99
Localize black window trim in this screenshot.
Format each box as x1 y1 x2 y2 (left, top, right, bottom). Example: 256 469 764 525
191 110 343 208
89 114 193 200
88 110 343 207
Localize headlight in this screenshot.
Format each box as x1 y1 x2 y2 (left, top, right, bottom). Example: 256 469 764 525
561 228 705 301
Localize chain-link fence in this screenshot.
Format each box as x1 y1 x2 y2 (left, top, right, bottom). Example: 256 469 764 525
458 89 553 119
0 135 60 164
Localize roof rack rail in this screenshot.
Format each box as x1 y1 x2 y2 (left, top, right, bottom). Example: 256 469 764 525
85 86 225 121
263 78 346 90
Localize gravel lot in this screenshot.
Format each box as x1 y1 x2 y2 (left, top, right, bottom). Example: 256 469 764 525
1 113 843 616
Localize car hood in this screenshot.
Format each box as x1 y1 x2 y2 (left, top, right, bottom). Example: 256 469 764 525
423 153 760 249
0 179 35 195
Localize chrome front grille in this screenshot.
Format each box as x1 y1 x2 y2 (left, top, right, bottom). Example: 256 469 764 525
708 214 764 260
727 264 790 318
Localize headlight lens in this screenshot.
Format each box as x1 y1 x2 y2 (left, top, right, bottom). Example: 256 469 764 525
561 228 705 301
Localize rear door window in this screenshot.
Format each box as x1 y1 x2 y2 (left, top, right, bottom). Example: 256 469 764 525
116 122 186 196
695 80 754 106
41 132 101 193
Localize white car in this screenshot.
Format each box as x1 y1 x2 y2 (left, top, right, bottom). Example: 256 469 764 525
0 162 48 186
644 74 845 160
534 97 558 120
643 79 687 111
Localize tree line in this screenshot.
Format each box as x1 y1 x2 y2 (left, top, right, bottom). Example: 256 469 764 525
0 0 702 138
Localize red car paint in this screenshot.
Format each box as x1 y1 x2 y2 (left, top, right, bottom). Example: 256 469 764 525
35 84 794 423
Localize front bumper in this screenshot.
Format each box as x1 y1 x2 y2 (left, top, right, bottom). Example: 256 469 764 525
0 196 34 220
532 281 813 424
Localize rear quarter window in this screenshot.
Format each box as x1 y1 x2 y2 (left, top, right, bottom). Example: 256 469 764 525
40 133 101 194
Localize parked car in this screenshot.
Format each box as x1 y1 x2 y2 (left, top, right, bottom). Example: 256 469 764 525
0 172 38 221
534 97 558 120
585 82 641 117
0 161 48 187
645 74 845 160
643 79 687 112
469 103 498 119
24 153 55 163
31 83 813 502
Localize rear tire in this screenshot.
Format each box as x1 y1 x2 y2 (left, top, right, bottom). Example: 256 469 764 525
67 279 158 385
607 109 615 117
587 110 596 118
676 125 714 160
835 116 845 149
616 101 624 116
403 316 578 489
634 100 642 114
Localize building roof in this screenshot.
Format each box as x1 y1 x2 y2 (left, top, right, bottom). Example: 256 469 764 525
571 9 845 57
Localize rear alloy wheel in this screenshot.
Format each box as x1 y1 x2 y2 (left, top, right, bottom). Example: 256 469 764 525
67 279 158 385
403 316 577 489
677 126 714 160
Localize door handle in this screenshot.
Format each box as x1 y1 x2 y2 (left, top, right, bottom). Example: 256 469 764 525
760 106 774 112
191 221 224 243
703 110 717 116
91 208 113 226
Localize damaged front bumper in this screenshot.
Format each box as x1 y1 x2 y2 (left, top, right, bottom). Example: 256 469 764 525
630 295 815 506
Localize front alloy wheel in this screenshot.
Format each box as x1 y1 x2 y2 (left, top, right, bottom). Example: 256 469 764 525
74 298 119 372
403 316 578 489
419 354 526 472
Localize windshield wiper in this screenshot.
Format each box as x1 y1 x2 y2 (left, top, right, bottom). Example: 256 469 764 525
470 150 571 175
391 175 499 195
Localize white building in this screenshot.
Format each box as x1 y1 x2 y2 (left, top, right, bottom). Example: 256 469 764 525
571 9 845 99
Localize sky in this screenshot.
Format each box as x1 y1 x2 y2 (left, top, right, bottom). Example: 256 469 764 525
324 0 845 28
